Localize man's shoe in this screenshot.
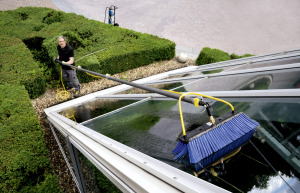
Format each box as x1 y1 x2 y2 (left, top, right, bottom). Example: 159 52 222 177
74 90 80 98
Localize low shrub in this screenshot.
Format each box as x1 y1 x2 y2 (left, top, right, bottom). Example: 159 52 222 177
0 84 60 192
196 47 231 65
196 47 254 66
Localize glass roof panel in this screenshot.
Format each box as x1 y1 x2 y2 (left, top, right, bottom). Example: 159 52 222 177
167 55 300 79
81 97 300 192
83 99 207 169
233 56 300 71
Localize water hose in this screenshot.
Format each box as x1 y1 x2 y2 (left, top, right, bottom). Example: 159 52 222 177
177 92 234 136
56 65 70 102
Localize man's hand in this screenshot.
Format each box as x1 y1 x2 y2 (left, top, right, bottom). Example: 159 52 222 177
62 61 70 66
54 59 62 65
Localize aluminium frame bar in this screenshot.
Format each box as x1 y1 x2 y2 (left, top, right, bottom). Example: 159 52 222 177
143 63 300 85
169 50 300 77
198 51 300 69
66 138 87 193
95 89 300 99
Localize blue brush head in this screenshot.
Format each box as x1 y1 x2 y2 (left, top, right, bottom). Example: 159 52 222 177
173 112 259 172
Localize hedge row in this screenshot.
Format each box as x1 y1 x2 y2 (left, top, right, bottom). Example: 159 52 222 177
196 47 254 65
0 84 61 192
42 21 175 83
0 36 46 99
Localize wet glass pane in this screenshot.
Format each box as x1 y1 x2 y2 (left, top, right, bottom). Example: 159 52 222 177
234 56 300 71
166 70 206 79
59 99 138 123
83 99 206 170
167 56 300 79
82 98 300 192
172 71 300 92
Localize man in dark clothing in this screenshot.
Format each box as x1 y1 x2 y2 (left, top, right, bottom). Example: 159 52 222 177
56 36 80 97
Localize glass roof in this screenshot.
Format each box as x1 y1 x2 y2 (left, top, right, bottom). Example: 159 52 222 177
58 52 300 192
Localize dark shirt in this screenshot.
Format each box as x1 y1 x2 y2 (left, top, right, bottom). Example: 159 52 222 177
57 43 75 70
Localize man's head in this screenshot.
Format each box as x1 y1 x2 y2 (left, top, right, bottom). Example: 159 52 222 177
57 36 67 48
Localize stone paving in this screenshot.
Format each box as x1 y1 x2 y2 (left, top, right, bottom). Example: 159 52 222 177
0 0 59 11
2 0 300 57
51 0 300 56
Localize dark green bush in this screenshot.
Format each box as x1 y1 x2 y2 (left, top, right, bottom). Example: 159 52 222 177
196 47 231 65
0 36 46 98
0 84 60 192
230 53 241 60
196 47 254 66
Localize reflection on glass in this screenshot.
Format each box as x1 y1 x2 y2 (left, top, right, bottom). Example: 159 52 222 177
59 99 138 123
209 97 299 192
248 173 299 193
174 70 300 92
202 69 223 74
116 69 299 96
166 70 204 79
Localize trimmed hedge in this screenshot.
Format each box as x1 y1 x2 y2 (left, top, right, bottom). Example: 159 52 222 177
0 36 46 99
196 47 254 65
196 47 231 65
0 7 175 87
42 20 175 83
0 84 60 192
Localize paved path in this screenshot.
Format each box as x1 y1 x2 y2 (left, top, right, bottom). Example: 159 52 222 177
51 0 300 56
0 0 59 11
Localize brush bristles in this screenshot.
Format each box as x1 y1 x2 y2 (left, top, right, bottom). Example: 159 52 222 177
173 113 259 172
